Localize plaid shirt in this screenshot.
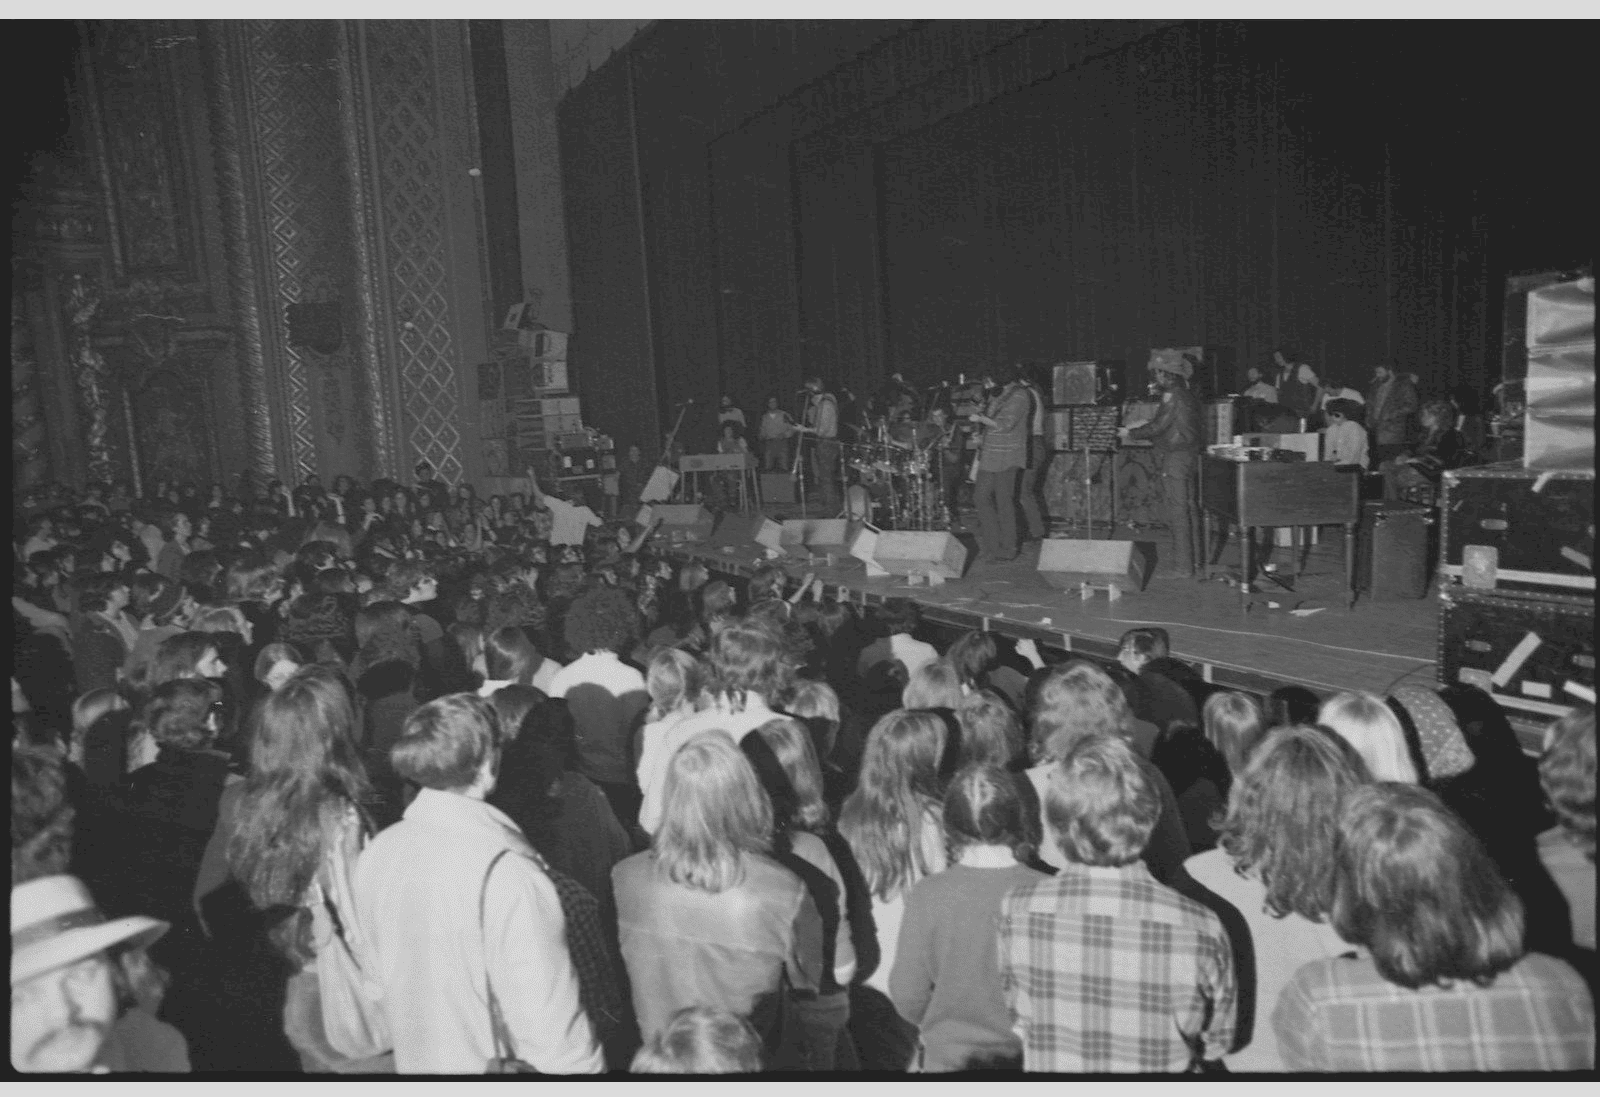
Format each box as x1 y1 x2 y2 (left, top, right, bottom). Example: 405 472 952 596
1274 952 1595 1072
998 861 1235 1073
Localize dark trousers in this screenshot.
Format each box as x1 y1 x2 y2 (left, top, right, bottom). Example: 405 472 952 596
974 467 1020 560
762 437 789 472
1159 450 1200 574
1018 454 1048 540
812 440 841 510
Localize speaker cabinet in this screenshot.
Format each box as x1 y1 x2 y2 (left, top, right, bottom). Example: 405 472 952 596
852 528 968 579
1036 538 1149 591
760 472 796 503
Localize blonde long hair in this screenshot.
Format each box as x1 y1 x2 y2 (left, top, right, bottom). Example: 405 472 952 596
1319 691 1418 783
654 732 773 893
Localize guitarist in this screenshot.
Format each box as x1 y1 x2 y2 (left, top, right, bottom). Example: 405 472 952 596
798 377 841 511
966 366 1031 562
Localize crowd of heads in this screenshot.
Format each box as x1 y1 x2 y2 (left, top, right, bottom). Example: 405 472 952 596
11 469 1595 1074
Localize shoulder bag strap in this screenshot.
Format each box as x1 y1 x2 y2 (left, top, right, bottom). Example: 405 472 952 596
479 848 526 1067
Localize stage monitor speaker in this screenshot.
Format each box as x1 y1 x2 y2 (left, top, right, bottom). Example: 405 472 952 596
709 511 765 548
1036 539 1149 591
639 504 714 541
760 472 796 503
852 528 968 579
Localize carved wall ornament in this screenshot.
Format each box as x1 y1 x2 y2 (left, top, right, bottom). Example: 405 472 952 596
64 274 117 485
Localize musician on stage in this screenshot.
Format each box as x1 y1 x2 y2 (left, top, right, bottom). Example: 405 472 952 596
801 376 841 510
1017 363 1050 544
966 366 1032 562
1118 356 1203 578
924 402 968 528
758 396 795 472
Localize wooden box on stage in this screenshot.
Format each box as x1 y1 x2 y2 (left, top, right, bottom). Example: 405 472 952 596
761 472 796 503
1437 584 1594 749
1438 462 1594 596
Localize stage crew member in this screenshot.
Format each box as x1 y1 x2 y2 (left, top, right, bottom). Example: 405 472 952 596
967 367 1031 563
1119 356 1202 578
1271 348 1320 421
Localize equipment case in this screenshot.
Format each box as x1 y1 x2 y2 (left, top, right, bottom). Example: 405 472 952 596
1437 584 1595 749
1438 462 1593 595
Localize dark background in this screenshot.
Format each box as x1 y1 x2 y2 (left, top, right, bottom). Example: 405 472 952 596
555 20 1591 456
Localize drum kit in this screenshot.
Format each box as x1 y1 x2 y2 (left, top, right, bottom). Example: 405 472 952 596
843 415 949 531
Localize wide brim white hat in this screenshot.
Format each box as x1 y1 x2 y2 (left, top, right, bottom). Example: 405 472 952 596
11 876 168 987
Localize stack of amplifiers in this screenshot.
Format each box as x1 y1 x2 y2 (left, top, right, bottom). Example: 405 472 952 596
1437 462 1595 748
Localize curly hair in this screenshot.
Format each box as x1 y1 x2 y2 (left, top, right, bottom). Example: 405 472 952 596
630 1006 764 1074
1217 724 1371 921
946 630 998 690
564 586 641 655
705 618 793 708
902 658 965 711
1028 659 1133 764
956 689 1024 769
136 677 223 751
1043 734 1159 867
1539 708 1595 860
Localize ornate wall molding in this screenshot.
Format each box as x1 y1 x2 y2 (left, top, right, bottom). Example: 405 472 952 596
200 23 280 480
345 19 483 487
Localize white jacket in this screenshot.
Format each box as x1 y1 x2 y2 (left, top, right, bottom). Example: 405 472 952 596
352 788 603 1074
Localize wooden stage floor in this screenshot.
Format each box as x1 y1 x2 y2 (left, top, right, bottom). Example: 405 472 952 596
666 512 1440 701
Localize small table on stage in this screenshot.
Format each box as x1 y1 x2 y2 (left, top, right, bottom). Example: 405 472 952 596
1200 456 1360 611
678 453 761 510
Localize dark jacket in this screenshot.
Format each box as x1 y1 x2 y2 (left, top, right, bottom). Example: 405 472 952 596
70 611 127 695
1127 385 1203 456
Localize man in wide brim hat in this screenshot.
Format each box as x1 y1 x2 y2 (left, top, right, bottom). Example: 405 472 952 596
11 875 169 1073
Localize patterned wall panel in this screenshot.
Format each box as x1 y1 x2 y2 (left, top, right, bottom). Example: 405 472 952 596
356 20 469 486
233 20 337 483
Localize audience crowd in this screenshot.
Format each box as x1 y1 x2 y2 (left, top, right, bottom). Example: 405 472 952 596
11 469 1594 1074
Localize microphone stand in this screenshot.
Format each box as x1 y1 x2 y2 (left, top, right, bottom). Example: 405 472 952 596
792 391 810 519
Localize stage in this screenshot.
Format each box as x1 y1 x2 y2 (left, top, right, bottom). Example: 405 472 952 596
660 508 1440 702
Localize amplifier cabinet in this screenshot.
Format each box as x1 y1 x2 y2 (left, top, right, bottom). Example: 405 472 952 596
1437 585 1595 744
1357 502 1433 600
1439 462 1593 595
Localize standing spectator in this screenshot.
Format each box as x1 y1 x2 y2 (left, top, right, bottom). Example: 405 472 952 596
613 732 823 1062
1184 725 1370 1071
1024 660 1191 881
549 589 648 829
10 875 188 1073
630 1006 764 1074
69 573 133 695
891 763 1047 1071
1537 709 1594 954
1366 361 1419 464
855 598 938 682
999 735 1236 1072
153 509 193 583
1318 691 1417 783
638 620 792 834
354 694 603 1074
1275 783 1594 1071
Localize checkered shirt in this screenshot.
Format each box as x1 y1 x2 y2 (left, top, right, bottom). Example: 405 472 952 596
1273 951 1595 1072
998 861 1235 1073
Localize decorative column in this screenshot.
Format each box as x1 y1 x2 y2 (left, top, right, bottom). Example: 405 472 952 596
64 274 116 485
11 290 51 491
